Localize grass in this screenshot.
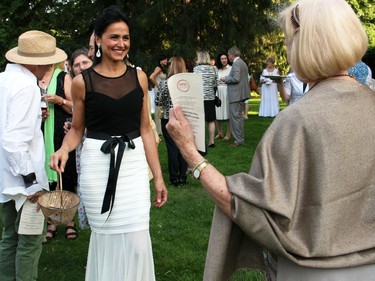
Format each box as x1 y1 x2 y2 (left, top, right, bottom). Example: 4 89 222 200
1 97 287 280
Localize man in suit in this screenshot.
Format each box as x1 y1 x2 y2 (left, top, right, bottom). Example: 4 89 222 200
221 47 250 146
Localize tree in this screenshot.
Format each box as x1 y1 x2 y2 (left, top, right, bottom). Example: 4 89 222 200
0 0 279 72
0 0 374 75
348 0 375 70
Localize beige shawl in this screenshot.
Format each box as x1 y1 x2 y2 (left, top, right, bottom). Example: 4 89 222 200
204 80 375 280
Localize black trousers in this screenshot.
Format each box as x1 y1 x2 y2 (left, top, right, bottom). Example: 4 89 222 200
161 118 188 183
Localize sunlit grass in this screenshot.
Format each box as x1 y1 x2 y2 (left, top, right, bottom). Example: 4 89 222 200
0 98 284 280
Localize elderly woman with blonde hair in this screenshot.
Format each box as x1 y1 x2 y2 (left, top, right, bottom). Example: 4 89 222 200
165 0 375 280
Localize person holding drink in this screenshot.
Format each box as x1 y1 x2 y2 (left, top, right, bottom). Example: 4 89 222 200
39 62 78 241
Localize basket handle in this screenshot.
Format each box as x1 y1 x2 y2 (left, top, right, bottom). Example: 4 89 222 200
59 172 63 207
59 172 63 191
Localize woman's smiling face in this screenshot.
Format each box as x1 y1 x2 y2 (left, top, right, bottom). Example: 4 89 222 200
97 21 130 62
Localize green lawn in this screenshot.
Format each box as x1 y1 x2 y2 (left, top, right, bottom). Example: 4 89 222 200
1 97 287 280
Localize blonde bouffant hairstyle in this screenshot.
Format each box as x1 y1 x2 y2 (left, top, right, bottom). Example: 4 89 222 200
279 0 368 82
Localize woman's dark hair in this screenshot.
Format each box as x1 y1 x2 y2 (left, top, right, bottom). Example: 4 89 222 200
158 54 167 63
93 5 130 65
216 53 229 70
158 54 168 72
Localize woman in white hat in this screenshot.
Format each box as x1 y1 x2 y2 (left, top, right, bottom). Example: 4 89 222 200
0 30 66 281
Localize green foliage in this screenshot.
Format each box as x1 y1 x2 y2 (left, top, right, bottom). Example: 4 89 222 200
348 0 375 54
0 1 374 74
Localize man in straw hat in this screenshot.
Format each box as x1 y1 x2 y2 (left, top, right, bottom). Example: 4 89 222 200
0 30 67 281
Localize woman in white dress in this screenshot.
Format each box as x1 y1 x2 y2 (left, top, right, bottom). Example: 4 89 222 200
50 5 168 281
215 53 232 141
259 57 280 117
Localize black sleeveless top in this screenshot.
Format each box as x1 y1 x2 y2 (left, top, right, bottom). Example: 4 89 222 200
54 71 71 149
82 66 143 136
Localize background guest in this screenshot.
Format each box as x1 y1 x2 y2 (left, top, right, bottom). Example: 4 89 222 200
215 52 232 141
70 47 93 77
149 54 168 136
278 69 308 105
194 50 218 148
155 56 188 186
220 46 250 147
259 57 280 117
68 47 93 230
40 62 77 241
348 60 369 85
87 31 95 60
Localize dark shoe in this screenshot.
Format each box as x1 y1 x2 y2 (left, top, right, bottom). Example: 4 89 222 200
178 177 187 185
170 179 180 187
65 225 78 240
208 144 215 148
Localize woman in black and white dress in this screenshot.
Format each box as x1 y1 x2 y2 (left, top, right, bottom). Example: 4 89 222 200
50 5 168 281
193 50 218 148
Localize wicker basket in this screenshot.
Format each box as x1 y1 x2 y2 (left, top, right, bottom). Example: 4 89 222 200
38 190 80 224
38 173 80 224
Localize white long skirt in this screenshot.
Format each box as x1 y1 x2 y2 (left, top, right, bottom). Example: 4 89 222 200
215 85 230 120
86 230 155 281
259 83 279 117
80 136 155 281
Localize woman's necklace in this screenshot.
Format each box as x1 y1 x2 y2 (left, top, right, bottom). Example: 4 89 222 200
332 74 353 78
308 73 353 92
39 72 53 88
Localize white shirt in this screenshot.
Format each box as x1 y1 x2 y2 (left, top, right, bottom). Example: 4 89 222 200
217 65 232 86
0 64 48 210
367 66 373 84
284 72 309 105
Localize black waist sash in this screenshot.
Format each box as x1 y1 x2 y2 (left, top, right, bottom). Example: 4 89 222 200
86 130 140 215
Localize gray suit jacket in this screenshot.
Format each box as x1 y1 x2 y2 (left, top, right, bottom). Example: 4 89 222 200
224 57 250 103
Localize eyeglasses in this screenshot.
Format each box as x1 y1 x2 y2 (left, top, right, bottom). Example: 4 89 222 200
73 60 92 69
291 4 300 31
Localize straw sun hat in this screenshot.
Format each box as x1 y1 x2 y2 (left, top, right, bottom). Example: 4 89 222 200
5 30 67 65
